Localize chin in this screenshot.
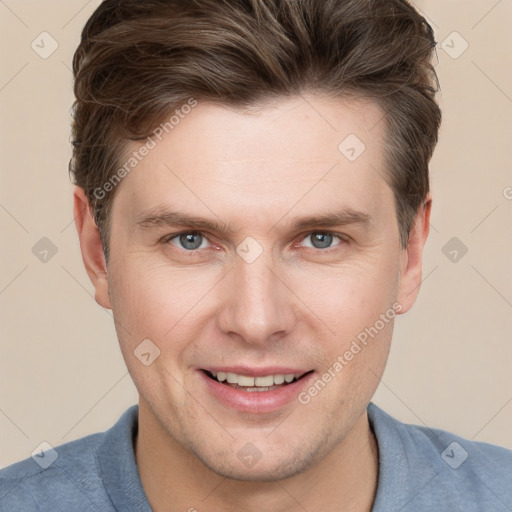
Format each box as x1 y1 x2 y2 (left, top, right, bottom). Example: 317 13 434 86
189 437 327 483
202 456 311 482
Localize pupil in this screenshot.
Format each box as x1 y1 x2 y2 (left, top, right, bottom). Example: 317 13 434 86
312 233 333 249
180 233 202 250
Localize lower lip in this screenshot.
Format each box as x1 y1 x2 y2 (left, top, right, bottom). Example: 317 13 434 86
199 370 315 413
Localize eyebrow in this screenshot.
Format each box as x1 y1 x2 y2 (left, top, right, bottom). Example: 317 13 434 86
282 209 371 233
136 206 371 234
136 209 234 233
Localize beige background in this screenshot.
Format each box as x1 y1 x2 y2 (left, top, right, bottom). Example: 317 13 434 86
0 0 511 468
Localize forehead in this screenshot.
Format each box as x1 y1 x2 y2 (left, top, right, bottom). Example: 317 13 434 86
114 94 391 226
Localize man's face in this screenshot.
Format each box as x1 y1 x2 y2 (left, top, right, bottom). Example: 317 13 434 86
103 95 412 480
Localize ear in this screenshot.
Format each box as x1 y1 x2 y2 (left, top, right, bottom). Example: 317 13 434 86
73 186 111 309
396 196 432 314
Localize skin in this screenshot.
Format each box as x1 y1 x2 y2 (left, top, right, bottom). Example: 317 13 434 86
74 93 431 512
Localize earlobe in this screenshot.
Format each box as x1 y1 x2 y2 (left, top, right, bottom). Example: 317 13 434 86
73 187 112 310
396 197 432 314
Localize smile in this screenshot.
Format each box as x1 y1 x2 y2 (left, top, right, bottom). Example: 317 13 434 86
200 368 315 413
203 370 310 391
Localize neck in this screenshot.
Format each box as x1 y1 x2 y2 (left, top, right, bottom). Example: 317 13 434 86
135 401 379 512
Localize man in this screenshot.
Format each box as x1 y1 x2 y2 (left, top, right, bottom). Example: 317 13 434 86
1 0 510 510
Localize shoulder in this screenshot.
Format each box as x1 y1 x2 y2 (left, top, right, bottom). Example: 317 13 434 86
0 406 139 512
0 432 108 511
368 403 512 511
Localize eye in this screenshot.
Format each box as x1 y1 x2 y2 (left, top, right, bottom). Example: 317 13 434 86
168 232 211 251
299 232 344 250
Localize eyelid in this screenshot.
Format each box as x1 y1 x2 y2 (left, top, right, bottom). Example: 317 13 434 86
295 230 348 249
164 229 218 255
164 231 213 247
302 230 348 240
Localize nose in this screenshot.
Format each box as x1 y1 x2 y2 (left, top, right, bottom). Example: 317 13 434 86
217 250 297 346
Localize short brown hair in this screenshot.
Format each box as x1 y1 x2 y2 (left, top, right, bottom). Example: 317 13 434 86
70 0 441 261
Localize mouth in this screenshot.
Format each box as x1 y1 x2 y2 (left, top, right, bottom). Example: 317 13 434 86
201 369 314 392
199 367 316 413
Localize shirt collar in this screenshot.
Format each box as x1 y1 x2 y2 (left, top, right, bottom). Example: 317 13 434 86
368 402 438 511
96 405 152 511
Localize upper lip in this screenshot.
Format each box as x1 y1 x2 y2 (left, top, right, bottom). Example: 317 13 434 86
201 367 312 377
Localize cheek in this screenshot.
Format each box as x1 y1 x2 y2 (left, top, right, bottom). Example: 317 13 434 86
108 259 220 357
111 258 202 321
287 255 399 397
292 258 400 337
107 262 214 401
303 313 394 415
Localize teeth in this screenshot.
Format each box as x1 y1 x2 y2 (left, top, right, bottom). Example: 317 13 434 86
226 373 238 384
210 371 303 387
273 374 285 385
237 375 255 386
254 375 274 387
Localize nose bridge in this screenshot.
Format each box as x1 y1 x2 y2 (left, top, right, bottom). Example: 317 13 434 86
218 245 294 344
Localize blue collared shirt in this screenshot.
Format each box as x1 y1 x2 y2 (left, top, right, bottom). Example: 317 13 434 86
1 403 511 511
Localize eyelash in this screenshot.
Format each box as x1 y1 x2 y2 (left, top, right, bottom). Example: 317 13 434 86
161 231 348 254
